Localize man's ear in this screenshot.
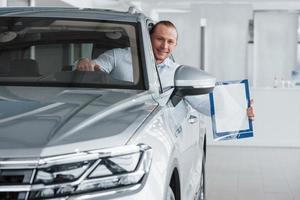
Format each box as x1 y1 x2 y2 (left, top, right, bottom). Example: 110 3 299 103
148 22 155 32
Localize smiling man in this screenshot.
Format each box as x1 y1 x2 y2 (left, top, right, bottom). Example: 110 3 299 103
75 20 179 87
150 21 177 65
148 21 180 89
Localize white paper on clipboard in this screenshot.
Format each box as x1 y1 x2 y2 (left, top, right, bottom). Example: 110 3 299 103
209 79 253 141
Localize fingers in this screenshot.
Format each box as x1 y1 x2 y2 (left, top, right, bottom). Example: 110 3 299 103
76 58 95 71
247 99 255 121
94 64 101 71
247 107 254 119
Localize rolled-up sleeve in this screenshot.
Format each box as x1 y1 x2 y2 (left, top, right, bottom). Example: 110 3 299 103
93 49 115 73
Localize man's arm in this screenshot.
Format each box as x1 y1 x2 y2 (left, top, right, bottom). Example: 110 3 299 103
185 95 255 120
184 95 211 116
75 49 116 72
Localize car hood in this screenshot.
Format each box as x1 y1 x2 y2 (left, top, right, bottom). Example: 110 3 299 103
0 86 157 159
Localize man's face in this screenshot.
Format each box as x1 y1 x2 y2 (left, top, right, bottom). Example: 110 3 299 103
150 24 177 64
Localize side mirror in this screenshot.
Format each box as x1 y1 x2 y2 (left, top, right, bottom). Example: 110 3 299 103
174 65 216 96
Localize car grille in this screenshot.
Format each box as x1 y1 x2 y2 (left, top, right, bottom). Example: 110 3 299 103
0 169 35 200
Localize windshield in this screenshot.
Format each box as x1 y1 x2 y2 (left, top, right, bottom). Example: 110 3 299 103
0 17 144 89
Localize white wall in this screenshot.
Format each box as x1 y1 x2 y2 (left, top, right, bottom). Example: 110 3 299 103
253 11 298 88
194 4 252 81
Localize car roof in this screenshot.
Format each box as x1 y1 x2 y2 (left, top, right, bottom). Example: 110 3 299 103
0 7 145 22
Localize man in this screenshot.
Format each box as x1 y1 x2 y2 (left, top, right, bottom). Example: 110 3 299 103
149 21 180 89
76 21 255 119
76 21 178 88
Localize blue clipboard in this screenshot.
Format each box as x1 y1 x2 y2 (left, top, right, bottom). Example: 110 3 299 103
209 79 253 140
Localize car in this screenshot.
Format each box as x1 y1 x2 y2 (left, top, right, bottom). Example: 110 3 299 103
0 7 215 200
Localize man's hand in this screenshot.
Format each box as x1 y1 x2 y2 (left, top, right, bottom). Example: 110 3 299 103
247 99 255 121
76 58 100 71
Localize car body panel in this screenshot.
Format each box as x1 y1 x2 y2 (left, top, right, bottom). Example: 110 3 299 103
0 7 139 22
0 86 157 158
126 89 206 200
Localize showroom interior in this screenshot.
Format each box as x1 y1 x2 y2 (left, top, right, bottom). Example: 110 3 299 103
1 0 300 200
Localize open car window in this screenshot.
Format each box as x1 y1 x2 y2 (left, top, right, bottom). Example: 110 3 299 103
0 17 143 89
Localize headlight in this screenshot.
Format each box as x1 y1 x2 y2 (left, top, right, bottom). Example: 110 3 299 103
28 144 152 199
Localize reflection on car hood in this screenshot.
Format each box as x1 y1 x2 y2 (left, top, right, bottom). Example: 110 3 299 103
0 86 157 158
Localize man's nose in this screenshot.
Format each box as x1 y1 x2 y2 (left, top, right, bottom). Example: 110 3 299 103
160 41 168 49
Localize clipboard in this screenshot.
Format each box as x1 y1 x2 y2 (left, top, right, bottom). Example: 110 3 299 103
209 79 253 141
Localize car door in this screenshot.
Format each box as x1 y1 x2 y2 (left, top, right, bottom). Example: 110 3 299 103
166 98 202 199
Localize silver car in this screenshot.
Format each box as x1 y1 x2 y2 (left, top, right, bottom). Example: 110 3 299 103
0 7 215 200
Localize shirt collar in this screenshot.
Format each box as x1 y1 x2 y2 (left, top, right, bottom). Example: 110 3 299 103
156 58 172 69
